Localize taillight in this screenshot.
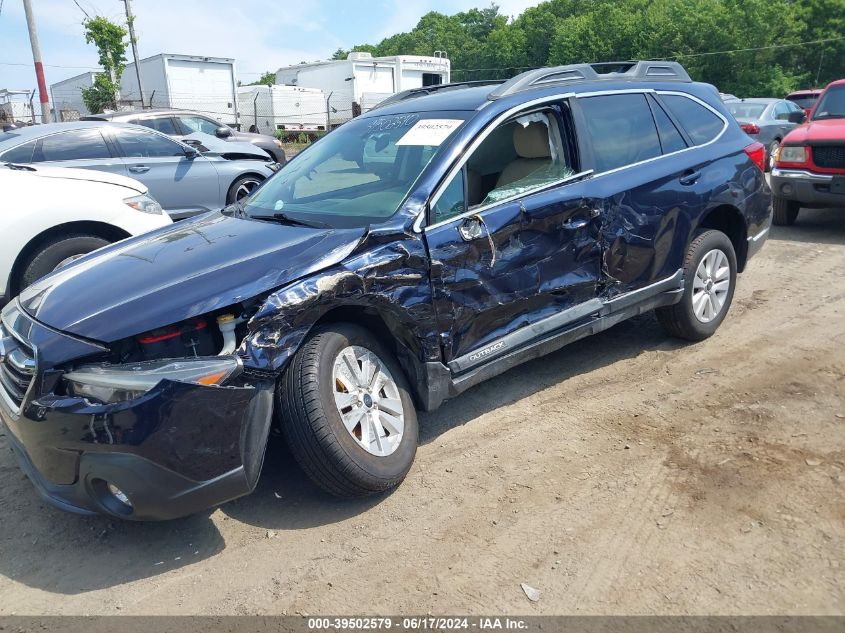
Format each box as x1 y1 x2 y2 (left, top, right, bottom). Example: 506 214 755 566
740 122 761 135
744 142 766 172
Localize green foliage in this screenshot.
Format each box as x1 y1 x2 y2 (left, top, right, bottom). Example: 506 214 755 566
341 0 844 96
80 16 128 113
248 71 277 86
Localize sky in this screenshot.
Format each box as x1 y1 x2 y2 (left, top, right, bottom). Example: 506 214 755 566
0 0 544 99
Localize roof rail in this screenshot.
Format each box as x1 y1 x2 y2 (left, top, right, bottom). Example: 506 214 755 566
371 80 505 110
488 61 691 100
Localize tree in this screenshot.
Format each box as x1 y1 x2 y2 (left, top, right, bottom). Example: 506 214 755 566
332 0 843 97
80 16 128 113
248 71 277 86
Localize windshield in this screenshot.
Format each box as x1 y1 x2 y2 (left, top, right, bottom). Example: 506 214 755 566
243 111 469 228
812 86 845 120
726 102 766 119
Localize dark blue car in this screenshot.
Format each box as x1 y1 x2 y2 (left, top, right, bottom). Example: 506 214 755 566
0 61 772 520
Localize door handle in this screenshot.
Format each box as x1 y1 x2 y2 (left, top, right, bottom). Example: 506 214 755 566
129 165 150 173
562 216 590 230
679 170 701 186
562 208 599 229
458 217 483 242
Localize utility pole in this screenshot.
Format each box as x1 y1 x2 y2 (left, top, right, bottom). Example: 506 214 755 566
22 0 53 123
122 0 146 107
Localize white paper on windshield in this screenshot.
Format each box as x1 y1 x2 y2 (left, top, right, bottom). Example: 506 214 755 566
396 119 463 146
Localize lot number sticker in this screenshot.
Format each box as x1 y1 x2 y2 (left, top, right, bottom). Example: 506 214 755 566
396 119 464 146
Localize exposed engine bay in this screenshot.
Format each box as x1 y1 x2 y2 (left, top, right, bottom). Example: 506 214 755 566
106 300 261 364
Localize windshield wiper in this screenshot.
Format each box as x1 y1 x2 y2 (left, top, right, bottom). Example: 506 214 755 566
250 212 332 229
3 162 35 171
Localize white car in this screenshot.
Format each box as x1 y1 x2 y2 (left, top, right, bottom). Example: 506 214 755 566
0 163 172 303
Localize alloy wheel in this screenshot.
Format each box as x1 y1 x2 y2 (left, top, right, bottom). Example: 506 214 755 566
692 249 731 323
332 345 405 457
235 178 261 201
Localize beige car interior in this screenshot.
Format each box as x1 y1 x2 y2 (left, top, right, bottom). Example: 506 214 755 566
432 109 574 224
466 110 569 208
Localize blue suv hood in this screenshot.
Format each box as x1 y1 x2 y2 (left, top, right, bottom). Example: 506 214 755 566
18 212 365 343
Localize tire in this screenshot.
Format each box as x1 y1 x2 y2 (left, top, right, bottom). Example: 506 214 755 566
772 196 800 226
226 174 264 204
19 234 111 290
656 230 737 342
278 323 419 498
766 140 780 172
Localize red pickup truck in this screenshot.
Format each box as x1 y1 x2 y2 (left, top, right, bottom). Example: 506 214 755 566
771 78 845 225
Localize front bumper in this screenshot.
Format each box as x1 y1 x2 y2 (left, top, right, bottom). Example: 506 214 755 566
1 379 274 521
770 168 845 208
0 302 275 521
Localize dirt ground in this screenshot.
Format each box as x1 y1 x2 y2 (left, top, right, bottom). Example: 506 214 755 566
1 207 843 616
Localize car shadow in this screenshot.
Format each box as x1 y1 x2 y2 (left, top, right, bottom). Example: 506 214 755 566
768 207 845 245
0 314 683 593
417 312 684 443
226 313 686 530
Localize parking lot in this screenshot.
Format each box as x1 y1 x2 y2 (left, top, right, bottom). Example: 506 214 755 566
0 206 842 615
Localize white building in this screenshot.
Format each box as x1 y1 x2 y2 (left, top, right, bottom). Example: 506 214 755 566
276 52 450 125
49 54 240 125
121 53 240 126
50 72 97 119
0 89 36 123
237 85 327 135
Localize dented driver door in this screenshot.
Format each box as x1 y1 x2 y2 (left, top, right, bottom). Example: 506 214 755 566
423 171 602 371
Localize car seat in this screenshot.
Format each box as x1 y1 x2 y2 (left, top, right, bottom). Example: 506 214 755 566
495 122 552 188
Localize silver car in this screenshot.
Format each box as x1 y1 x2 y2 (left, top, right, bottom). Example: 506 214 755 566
0 122 279 219
724 98 804 170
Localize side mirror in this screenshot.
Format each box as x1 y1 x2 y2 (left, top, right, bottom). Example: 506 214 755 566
183 146 200 158
788 111 806 124
216 126 232 138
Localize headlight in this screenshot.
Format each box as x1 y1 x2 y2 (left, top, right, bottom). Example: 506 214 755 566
124 194 164 215
63 357 241 403
777 146 807 163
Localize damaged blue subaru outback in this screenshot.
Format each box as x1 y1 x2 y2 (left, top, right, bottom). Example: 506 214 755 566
0 62 771 520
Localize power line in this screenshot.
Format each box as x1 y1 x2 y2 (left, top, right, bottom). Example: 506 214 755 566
659 35 845 60
0 61 102 69
450 35 845 73
72 0 91 20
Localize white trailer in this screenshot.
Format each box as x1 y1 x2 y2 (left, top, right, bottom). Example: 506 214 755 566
0 89 35 124
276 52 450 126
237 85 327 135
50 72 97 119
120 54 240 126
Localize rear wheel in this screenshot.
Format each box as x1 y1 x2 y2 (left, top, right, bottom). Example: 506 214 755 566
766 140 780 172
19 234 111 290
226 174 264 204
656 230 736 341
772 196 800 226
278 323 418 498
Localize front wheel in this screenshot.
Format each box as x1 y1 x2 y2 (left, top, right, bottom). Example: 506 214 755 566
278 323 418 498
19 234 111 290
226 174 264 204
772 196 800 226
656 230 737 341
